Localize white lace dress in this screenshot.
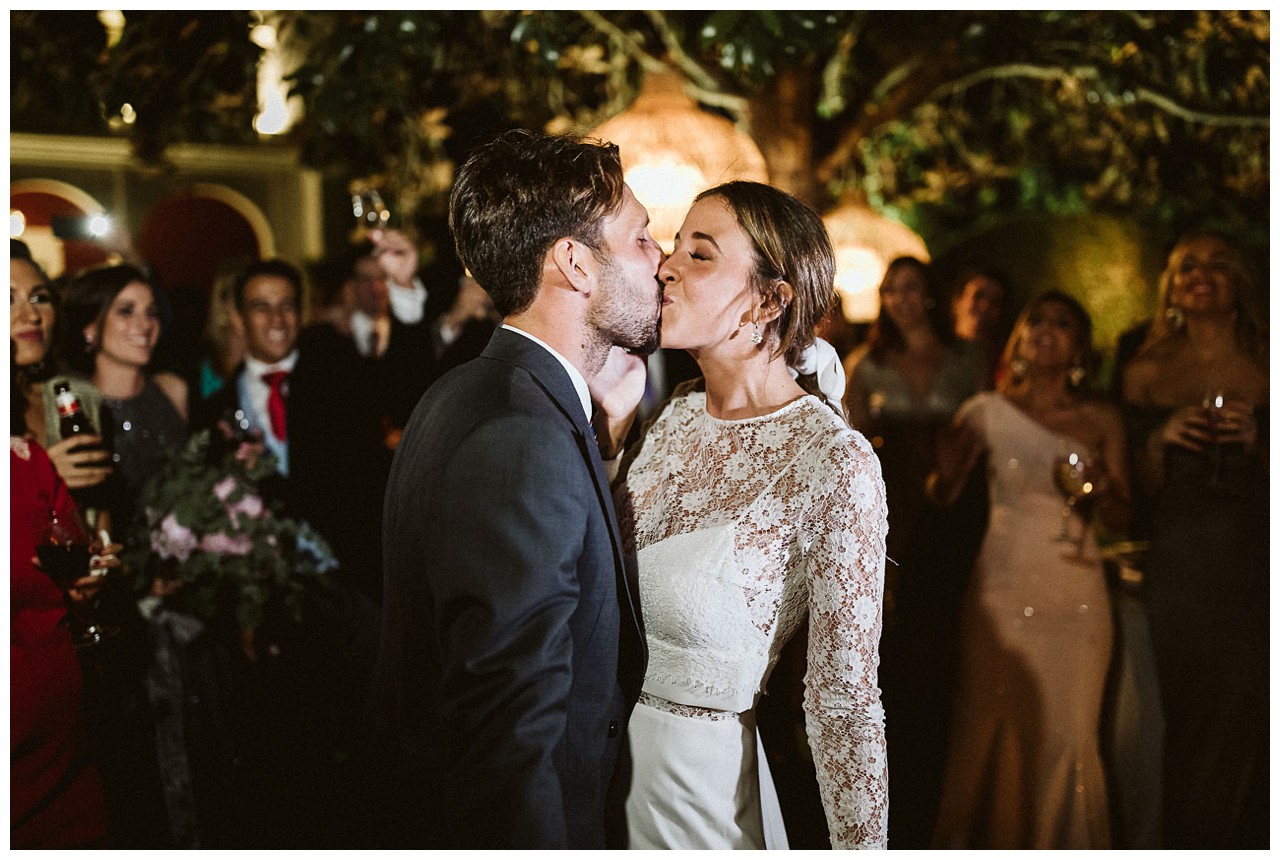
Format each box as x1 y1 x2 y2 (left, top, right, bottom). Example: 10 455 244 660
614 391 889 849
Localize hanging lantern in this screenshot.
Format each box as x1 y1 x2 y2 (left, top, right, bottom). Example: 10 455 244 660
823 201 930 323
590 72 767 252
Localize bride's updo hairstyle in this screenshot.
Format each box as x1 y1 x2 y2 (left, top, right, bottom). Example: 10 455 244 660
695 181 839 412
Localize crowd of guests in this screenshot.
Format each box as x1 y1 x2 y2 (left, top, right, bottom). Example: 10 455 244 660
11 140 1268 851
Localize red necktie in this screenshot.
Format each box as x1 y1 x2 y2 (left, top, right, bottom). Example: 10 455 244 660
262 371 289 441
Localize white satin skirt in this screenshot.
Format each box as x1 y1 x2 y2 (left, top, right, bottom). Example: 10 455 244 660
625 700 789 849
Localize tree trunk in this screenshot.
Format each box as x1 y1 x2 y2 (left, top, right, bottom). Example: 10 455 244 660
749 66 820 206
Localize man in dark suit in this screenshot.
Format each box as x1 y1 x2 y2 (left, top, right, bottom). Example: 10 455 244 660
196 259 303 476
362 130 660 849
287 236 442 599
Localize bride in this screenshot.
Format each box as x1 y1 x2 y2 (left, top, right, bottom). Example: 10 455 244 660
593 181 888 849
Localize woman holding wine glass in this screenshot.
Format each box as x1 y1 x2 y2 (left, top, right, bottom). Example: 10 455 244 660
10 342 118 847
1120 230 1267 848
63 263 188 532
63 262 187 847
927 290 1129 848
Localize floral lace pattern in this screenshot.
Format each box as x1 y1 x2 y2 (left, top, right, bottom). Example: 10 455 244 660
615 392 889 849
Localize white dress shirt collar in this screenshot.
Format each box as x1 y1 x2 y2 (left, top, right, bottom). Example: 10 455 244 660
244 350 298 378
501 324 592 423
350 311 391 358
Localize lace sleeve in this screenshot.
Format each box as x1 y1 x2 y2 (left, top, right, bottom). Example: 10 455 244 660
801 431 889 849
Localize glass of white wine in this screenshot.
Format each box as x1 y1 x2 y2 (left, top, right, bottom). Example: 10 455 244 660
1052 446 1101 554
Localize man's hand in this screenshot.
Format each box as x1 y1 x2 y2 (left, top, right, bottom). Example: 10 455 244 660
370 228 419 289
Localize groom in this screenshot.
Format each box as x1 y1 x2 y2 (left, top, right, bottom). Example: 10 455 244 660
360 130 660 848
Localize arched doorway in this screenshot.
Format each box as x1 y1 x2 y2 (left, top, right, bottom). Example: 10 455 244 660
10 179 113 277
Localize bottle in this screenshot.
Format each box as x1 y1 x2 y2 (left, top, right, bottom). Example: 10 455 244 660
53 381 96 438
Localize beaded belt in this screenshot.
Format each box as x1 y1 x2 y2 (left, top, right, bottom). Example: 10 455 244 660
638 690 748 723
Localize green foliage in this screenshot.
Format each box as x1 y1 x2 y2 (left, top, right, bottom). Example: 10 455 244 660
11 11 262 162
9 11 1268 240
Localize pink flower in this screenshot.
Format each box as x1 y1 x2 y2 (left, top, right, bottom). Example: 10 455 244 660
231 493 264 520
153 513 199 562
213 475 238 502
199 531 253 556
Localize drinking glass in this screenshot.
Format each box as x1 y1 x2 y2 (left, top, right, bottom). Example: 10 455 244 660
1052 445 1101 554
351 189 391 236
37 509 109 648
1202 389 1227 485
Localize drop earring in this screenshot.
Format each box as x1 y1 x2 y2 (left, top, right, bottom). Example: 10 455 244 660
1069 363 1087 388
750 321 763 345
1010 357 1028 383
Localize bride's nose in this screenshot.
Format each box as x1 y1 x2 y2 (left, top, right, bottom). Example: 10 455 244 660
657 257 677 283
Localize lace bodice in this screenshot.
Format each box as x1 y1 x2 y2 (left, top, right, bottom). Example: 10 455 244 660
615 392 889 849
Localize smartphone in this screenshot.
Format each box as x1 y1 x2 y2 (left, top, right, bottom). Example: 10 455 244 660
51 214 111 240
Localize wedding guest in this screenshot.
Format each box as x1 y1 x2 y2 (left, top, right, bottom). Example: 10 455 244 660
361 130 655 848
1120 230 1267 848
11 240 113 519
929 291 1129 848
841 255 984 846
290 233 441 600
949 266 1011 384
63 263 188 532
11 348 114 848
191 258 250 402
598 181 889 849
62 262 185 847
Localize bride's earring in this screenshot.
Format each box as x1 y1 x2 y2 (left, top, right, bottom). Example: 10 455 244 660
750 320 763 346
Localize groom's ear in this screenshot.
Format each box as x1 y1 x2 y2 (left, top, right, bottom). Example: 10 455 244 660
550 237 595 296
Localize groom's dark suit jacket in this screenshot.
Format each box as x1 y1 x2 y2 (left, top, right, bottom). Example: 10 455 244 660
361 326 646 849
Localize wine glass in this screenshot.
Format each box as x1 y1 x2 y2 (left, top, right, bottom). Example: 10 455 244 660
1052 446 1101 554
1202 388 1227 485
351 188 391 237
37 509 108 648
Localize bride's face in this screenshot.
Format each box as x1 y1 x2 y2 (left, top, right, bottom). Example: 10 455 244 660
656 195 759 352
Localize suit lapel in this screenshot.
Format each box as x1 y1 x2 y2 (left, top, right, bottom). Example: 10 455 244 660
483 330 645 644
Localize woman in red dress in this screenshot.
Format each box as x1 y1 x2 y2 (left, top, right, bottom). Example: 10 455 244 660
11 343 111 846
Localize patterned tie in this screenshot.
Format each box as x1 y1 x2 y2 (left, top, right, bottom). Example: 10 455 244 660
262 371 289 441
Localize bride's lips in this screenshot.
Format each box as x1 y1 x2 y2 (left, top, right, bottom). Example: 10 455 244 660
14 330 44 342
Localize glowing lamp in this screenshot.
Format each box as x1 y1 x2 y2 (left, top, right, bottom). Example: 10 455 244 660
823 201 930 323
590 72 767 252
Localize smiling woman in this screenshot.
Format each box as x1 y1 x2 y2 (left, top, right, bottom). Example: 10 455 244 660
10 240 113 508
929 290 1130 848
63 264 188 532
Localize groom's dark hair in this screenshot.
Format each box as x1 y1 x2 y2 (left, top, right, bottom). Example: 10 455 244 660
449 129 625 317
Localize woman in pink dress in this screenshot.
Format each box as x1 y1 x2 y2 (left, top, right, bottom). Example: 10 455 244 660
928 291 1130 848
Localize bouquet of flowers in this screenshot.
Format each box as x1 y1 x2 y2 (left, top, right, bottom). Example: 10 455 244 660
126 429 337 630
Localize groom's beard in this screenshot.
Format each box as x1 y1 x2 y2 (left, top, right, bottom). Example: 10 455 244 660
589 261 661 357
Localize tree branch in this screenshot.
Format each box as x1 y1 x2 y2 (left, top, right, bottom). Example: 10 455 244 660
575 10 748 117
820 60 1269 182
